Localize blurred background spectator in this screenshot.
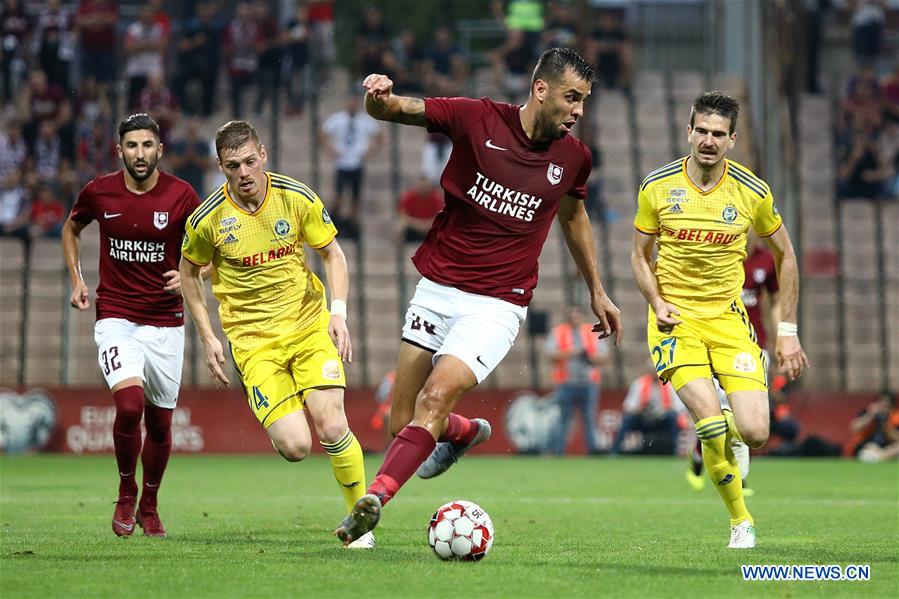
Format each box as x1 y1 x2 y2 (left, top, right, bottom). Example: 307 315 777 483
173 1 222 118
586 11 632 91
422 26 467 97
166 117 212 197
1 0 32 104
396 175 443 244
33 0 73 94
123 4 167 111
545 305 610 455
320 95 382 236
74 0 117 89
844 391 899 461
612 365 683 455
355 5 387 81
26 182 64 239
223 1 260 119
283 2 310 116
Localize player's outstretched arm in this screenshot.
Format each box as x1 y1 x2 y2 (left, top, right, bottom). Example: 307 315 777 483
179 257 230 387
557 196 622 345
764 226 809 380
316 239 353 363
631 228 682 333
61 217 90 310
362 73 427 127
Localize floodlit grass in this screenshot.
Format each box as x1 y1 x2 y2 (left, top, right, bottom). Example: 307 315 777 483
1 455 896 598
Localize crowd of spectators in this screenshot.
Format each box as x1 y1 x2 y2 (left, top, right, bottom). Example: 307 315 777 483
0 0 637 246
835 0 898 202
0 0 337 248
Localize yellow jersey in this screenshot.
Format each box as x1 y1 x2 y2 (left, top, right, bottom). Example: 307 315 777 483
634 157 782 317
182 172 337 353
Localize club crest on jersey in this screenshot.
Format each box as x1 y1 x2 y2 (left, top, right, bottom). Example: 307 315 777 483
732 352 757 373
722 205 737 223
547 163 563 185
322 360 341 380
153 211 169 230
274 219 290 237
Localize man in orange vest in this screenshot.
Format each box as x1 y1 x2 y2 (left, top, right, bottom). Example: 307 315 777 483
612 363 683 454
545 305 610 454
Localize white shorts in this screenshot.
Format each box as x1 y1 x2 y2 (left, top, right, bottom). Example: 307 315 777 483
94 318 184 409
401 277 527 383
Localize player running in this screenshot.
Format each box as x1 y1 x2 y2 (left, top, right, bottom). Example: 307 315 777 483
631 92 808 549
335 47 622 546
62 114 201 538
179 121 373 548
685 235 781 494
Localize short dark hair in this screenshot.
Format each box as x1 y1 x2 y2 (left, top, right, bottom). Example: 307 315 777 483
690 92 740 134
215 120 260 159
118 113 160 140
532 47 595 86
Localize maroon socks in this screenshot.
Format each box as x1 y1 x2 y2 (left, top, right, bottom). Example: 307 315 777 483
140 405 173 511
368 425 436 506
440 413 480 446
112 386 144 498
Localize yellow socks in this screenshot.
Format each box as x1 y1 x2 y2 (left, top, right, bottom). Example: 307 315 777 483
321 430 366 513
695 415 752 526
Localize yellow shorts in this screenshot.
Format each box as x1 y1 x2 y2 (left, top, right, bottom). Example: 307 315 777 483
230 311 345 428
646 300 767 394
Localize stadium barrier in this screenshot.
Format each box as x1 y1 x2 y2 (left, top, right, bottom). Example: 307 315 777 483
0 387 875 455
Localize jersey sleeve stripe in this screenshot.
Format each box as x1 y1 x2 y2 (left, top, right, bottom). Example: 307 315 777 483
270 173 315 194
181 252 209 266
728 163 770 194
189 195 226 228
729 171 767 199
271 182 316 204
645 158 682 179
640 166 681 190
759 222 782 237
270 173 320 203
309 231 337 249
189 188 225 227
634 223 658 235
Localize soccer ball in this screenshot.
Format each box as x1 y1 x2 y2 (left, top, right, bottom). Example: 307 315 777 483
427 500 494 561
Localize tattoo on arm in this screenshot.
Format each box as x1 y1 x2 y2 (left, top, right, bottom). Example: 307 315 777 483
397 97 427 127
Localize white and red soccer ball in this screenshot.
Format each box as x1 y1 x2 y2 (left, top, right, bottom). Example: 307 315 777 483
427 500 494 561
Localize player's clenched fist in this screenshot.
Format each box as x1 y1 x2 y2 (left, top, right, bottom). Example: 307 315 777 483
362 74 393 102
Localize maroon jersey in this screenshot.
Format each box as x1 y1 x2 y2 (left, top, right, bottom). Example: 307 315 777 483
70 170 200 326
416 97 591 306
741 245 779 348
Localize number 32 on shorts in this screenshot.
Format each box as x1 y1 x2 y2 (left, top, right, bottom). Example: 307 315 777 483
652 337 677 374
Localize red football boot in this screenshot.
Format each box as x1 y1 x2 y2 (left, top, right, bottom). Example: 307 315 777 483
112 496 136 537
137 508 167 538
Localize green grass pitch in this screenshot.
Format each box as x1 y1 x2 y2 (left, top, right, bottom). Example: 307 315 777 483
1 455 897 598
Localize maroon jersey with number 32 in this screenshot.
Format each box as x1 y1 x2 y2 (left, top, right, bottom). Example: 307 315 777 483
415 97 592 306
70 170 200 326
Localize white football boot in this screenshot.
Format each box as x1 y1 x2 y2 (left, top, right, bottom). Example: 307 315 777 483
346 531 376 549
728 520 756 549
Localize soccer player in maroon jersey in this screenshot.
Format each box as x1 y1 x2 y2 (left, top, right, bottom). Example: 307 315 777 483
335 47 622 545
61 114 201 538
